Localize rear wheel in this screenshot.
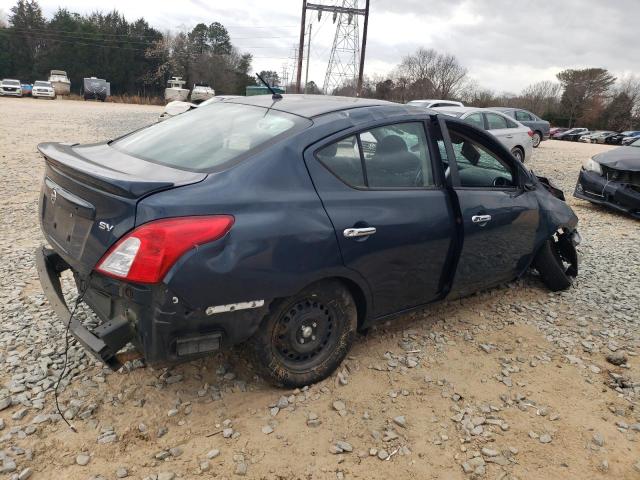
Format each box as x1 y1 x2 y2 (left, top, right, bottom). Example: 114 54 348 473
532 131 542 148
511 147 525 163
533 234 577 291
247 280 357 387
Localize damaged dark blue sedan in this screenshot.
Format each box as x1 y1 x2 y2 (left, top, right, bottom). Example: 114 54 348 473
35 95 580 387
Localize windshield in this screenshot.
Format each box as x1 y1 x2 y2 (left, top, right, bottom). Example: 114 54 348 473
34 81 51 87
3 80 20 86
113 102 310 172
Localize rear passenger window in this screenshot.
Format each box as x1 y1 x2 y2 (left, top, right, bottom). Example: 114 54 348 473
361 123 433 188
515 111 533 122
315 122 434 189
486 113 508 130
466 113 485 130
316 136 365 187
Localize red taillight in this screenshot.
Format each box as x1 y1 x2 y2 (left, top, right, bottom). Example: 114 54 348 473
96 215 234 284
527 130 534 137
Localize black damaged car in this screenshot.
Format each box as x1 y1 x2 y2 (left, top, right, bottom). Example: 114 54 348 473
36 95 580 387
575 137 640 218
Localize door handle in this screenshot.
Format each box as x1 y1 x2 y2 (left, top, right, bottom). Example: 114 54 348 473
472 214 492 225
343 227 377 238
505 135 514 138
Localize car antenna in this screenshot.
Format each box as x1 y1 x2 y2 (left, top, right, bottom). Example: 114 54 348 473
256 73 283 100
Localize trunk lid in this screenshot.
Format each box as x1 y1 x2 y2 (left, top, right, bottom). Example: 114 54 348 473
38 142 206 274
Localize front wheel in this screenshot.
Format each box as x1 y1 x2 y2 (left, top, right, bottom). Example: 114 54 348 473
247 280 357 387
532 132 542 148
533 234 578 291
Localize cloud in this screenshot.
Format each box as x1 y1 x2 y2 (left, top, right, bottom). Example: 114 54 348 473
1 0 638 93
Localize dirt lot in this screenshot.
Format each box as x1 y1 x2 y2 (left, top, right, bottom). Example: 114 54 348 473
0 97 638 480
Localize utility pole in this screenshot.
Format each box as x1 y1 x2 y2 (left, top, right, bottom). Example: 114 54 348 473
356 0 370 96
296 0 369 95
296 0 307 93
304 23 312 93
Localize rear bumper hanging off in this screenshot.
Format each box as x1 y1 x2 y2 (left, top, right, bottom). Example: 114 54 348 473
35 246 132 369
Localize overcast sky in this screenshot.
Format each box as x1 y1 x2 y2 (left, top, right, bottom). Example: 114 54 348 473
1 0 638 93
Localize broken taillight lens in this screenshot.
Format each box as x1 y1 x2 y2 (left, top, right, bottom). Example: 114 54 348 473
96 216 234 284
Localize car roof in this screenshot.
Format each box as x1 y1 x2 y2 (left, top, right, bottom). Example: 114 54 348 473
226 94 394 118
432 106 508 115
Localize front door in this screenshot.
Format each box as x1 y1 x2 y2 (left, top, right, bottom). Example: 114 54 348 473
304 121 456 318
442 121 540 297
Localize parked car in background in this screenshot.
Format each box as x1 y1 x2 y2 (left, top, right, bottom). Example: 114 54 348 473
48 70 71 96
621 132 640 145
35 95 579 387
604 131 640 145
432 106 533 162
83 77 110 102
553 128 588 140
575 137 640 219
585 131 616 144
0 79 23 97
565 130 593 142
158 95 241 121
21 83 32 96
32 80 56 99
549 127 569 137
490 107 550 148
190 83 215 103
407 99 464 109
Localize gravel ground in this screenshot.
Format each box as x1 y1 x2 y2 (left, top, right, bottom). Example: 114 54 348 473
0 97 638 480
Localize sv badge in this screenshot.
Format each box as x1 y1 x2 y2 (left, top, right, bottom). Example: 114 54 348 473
98 221 115 232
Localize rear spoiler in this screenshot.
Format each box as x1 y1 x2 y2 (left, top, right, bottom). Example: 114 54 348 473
38 142 205 198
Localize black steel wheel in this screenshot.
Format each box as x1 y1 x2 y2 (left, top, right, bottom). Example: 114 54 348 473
247 280 357 387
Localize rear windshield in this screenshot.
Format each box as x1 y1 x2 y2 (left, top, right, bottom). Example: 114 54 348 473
113 102 309 172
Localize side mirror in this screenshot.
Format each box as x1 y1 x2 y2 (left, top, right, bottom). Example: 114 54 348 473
524 181 536 191
461 141 480 165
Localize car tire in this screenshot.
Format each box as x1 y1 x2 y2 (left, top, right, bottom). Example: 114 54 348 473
532 131 542 148
247 280 357 388
533 235 577 292
511 147 525 163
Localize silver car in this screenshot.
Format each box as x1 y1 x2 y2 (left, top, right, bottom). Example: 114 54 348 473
433 106 533 163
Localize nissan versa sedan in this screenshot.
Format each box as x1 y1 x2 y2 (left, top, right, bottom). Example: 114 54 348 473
35 95 580 387
575 137 640 218
433 106 533 162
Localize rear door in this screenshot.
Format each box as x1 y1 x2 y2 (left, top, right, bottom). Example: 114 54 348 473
439 120 540 297
304 120 456 318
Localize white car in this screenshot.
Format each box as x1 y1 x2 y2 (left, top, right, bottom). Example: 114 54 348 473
32 80 56 99
0 79 23 97
433 106 533 163
407 99 464 109
158 95 241 121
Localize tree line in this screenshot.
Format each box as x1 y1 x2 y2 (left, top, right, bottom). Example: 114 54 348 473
0 0 255 96
1 1 638 129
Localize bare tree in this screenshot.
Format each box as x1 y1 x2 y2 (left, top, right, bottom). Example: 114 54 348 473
520 81 561 116
396 47 467 100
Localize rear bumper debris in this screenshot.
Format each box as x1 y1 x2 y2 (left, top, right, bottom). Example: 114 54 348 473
35 246 131 369
35 246 268 368
574 169 640 219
